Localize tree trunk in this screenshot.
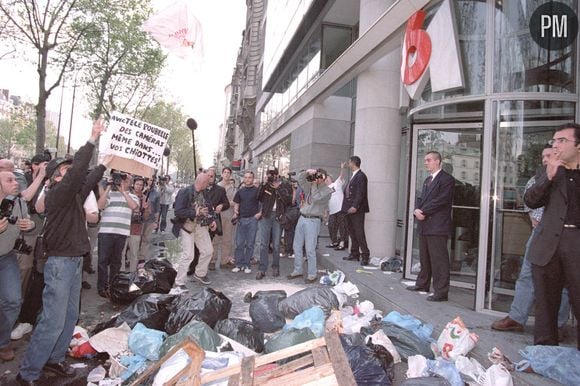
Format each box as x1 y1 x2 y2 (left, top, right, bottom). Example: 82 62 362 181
35 47 51 155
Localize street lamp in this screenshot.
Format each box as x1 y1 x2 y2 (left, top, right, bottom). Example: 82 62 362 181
67 70 80 155
186 118 198 178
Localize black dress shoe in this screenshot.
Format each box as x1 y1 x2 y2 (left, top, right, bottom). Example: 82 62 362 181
16 374 38 386
334 245 346 251
325 243 338 248
426 294 448 302
406 285 428 292
342 255 359 261
43 362 76 377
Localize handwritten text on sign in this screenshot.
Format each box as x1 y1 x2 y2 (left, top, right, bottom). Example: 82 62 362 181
107 112 170 169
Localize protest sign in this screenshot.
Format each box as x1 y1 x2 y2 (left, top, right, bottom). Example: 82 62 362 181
105 112 170 176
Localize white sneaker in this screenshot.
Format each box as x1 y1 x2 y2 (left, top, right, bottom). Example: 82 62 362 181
244 266 252 274
288 254 295 259
11 323 33 340
232 266 242 273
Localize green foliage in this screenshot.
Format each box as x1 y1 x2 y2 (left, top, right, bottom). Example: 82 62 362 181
137 101 200 184
72 0 166 119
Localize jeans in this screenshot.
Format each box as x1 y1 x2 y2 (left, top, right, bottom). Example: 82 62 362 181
259 212 281 272
234 217 258 268
292 216 321 278
97 233 127 292
510 230 571 327
20 256 82 381
159 204 170 231
0 251 21 349
175 225 213 286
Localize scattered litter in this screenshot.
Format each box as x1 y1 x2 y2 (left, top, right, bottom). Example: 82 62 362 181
383 311 434 342
322 253 330 256
435 317 478 361
369 256 388 267
86 365 107 383
89 322 132 357
488 347 515 371
455 355 486 384
128 323 167 361
516 345 580 385
165 287 232 334
355 268 373 274
333 281 359 297
284 306 325 337
215 318 264 353
279 286 339 318
401 280 415 287
249 290 286 333
362 266 378 270
407 355 428 378
70 363 88 369
381 256 403 272
484 364 513 386
426 358 464 386
319 270 345 286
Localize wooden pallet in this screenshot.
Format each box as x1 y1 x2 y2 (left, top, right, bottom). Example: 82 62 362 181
200 331 356 386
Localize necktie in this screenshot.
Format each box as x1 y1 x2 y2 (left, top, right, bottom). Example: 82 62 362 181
425 175 433 188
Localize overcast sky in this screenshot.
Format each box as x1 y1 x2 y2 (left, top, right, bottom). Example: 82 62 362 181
0 0 246 167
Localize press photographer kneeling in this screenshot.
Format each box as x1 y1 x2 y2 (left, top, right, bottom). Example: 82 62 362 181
0 171 35 362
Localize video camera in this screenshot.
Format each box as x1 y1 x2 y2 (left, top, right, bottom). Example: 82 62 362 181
109 172 128 190
0 197 18 225
306 169 327 182
14 237 32 254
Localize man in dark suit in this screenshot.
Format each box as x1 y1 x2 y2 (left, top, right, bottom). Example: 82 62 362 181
407 151 455 302
341 156 370 265
524 123 580 349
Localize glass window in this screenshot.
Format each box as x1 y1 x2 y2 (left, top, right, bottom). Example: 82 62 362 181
494 0 577 93
321 24 353 69
412 0 487 106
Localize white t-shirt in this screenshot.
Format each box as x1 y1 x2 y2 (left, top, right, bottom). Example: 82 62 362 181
328 178 344 215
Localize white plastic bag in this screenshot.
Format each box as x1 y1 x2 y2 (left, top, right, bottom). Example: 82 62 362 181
436 316 478 361
407 354 428 378
86 365 107 383
89 323 132 357
365 330 401 364
483 364 513 386
455 355 486 385
153 348 191 386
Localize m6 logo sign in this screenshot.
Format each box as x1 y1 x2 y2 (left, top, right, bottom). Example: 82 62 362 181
401 0 464 100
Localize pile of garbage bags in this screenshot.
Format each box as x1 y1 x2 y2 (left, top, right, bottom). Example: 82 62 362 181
109 259 177 304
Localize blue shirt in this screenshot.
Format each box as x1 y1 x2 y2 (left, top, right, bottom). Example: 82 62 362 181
233 186 260 218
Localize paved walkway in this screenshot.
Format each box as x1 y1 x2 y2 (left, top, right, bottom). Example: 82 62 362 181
316 238 571 386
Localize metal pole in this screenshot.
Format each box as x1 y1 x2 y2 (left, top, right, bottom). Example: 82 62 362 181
55 82 65 157
67 78 77 155
192 129 197 177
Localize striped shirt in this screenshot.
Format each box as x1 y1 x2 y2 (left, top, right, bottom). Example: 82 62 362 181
99 191 138 236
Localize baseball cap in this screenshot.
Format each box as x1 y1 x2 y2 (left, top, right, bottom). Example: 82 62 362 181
46 157 72 178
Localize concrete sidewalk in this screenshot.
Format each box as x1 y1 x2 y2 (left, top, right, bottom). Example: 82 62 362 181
316 238 572 386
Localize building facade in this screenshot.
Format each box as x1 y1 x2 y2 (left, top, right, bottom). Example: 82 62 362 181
222 0 580 315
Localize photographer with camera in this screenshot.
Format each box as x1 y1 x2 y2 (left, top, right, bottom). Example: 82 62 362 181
287 168 332 283
97 171 139 299
0 172 35 362
256 166 292 280
18 119 110 384
139 177 160 262
171 171 217 290
158 175 174 233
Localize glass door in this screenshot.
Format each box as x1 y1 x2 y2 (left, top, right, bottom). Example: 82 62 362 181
485 100 576 313
406 123 483 304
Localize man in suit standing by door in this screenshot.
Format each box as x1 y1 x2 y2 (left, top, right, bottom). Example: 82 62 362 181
525 123 580 349
407 151 455 302
341 156 370 265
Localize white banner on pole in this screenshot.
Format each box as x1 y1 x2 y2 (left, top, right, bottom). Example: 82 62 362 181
106 111 170 170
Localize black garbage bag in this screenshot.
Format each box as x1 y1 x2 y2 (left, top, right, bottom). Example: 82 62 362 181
264 328 316 354
214 318 264 353
367 338 395 382
93 293 176 334
110 268 157 305
161 320 222 355
400 376 452 385
380 257 403 272
249 291 287 333
144 258 177 293
340 335 393 386
165 288 232 334
243 290 287 303
341 333 365 347
361 322 434 361
278 287 339 319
